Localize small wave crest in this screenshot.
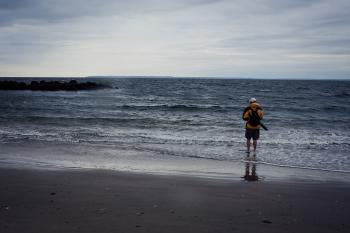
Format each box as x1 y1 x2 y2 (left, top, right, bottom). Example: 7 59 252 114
120 104 237 112
334 91 350 97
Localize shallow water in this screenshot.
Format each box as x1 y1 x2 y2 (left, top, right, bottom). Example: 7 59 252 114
0 77 349 175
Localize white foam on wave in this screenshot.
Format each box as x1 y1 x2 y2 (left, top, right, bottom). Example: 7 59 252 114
262 128 349 146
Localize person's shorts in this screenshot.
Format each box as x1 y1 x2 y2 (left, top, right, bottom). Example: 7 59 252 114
245 129 260 140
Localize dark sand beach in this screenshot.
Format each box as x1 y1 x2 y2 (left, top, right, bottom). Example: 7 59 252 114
0 167 349 233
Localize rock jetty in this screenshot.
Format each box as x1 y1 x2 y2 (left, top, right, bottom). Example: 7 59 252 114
0 80 107 91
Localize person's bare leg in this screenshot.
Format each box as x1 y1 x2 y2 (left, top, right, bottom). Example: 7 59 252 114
253 140 257 151
246 139 251 152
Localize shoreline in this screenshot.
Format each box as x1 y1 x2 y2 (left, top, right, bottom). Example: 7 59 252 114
1 166 349 233
1 154 349 184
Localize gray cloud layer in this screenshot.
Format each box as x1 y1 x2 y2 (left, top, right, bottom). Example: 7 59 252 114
0 0 218 25
0 0 349 78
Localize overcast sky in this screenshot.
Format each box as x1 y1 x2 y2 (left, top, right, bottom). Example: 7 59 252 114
0 0 349 79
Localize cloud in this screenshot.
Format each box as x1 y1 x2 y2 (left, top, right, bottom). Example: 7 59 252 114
0 0 349 78
0 0 220 25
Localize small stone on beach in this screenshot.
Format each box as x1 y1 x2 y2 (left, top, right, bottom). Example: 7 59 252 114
97 208 107 214
1 205 10 210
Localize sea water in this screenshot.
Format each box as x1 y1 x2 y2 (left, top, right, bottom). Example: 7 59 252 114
0 77 349 179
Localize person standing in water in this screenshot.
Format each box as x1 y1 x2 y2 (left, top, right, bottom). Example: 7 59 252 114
242 98 264 153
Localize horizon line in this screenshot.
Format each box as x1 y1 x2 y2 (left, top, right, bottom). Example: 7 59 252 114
0 75 349 81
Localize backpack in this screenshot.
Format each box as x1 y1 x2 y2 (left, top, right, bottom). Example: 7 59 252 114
242 106 261 127
248 109 260 127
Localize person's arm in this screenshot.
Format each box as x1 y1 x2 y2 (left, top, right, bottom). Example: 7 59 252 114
242 108 250 121
257 109 264 120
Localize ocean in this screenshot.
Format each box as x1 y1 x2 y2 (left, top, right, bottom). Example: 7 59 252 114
0 77 349 179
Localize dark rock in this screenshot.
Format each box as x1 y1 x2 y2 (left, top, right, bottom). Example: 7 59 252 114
0 80 109 91
262 220 272 224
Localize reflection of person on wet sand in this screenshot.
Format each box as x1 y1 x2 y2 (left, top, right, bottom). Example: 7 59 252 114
242 154 259 181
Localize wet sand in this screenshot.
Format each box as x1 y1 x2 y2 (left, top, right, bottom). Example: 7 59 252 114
0 167 349 233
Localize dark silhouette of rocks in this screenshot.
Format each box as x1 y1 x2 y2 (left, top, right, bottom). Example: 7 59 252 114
0 80 109 91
